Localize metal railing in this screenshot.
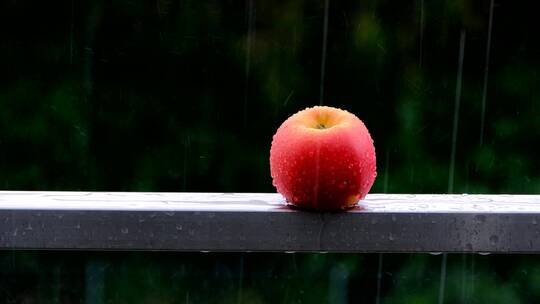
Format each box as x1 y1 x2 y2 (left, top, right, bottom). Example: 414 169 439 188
1 191 540 252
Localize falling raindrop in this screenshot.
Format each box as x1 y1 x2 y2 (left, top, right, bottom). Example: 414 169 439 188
243 0 256 127
69 0 74 64
438 253 448 304
237 254 245 303
461 254 466 301
469 254 476 298
319 0 330 106
448 30 466 194
383 149 390 193
418 0 424 67
182 135 191 191
375 253 383 304
85 261 105 303
479 0 495 146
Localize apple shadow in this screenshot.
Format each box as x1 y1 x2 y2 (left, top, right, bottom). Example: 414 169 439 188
281 202 365 213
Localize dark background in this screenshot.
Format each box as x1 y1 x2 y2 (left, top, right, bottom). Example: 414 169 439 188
2 0 538 194
1 0 539 302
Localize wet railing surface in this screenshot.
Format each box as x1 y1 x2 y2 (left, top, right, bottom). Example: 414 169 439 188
2 191 540 252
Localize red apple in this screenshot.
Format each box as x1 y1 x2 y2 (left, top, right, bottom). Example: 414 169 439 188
270 106 376 210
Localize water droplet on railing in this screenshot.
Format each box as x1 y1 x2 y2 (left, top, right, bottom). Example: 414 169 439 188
475 215 486 223
429 252 442 255
478 252 491 256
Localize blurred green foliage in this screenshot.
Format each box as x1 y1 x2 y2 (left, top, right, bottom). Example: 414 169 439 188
1 0 538 194
2 251 539 303
1 0 540 302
